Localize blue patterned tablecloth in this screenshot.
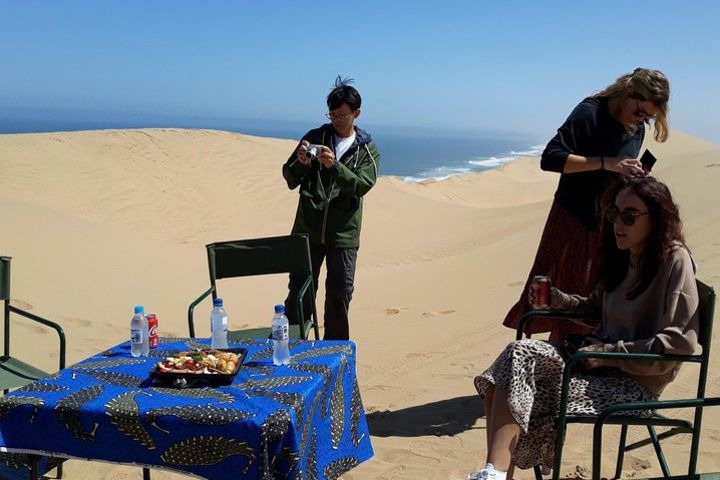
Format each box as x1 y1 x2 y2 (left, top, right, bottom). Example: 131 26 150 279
0 337 373 479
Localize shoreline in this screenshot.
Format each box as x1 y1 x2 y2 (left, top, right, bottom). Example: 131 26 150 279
7 125 717 186
0 126 547 183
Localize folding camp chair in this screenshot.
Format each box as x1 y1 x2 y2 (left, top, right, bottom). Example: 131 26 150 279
1 256 66 391
1 256 66 479
187 234 320 341
517 279 715 480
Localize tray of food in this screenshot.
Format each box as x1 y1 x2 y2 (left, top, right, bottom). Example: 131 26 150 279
151 348 247 386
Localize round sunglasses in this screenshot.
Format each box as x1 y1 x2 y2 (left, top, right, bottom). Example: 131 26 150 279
606 206 649 226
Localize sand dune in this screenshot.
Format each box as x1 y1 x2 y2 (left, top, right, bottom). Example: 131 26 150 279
1 128 719 479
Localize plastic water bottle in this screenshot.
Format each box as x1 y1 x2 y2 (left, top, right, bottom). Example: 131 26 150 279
210 298 229 349
272 304 290 366
130 305 149 357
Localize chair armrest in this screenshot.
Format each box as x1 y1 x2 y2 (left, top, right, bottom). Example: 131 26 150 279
565 351 702 372
516 310 600 340
8 305 66 370
187 286 215 338
597 396 720 422
557 350 702 437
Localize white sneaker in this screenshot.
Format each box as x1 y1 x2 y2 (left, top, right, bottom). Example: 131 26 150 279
467 463 492 480
466 469 489 480
467 464 506 480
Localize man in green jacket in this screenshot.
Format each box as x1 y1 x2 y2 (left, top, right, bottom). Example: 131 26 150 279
282 76 380 340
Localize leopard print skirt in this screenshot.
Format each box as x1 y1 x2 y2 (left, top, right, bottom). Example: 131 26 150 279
474 339 657 469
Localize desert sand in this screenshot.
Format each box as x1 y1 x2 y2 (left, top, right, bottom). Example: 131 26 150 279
1 127 719 479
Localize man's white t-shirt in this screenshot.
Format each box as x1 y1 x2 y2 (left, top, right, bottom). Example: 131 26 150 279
334 133 356 162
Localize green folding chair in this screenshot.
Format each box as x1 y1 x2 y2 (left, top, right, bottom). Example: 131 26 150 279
187 234 320 342
1 256 66 479
1 256 66 392
517 279 715 480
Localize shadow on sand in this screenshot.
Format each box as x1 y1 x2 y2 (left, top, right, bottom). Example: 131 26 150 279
366 394 486 437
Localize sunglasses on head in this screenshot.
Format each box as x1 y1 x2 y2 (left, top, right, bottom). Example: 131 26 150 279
606 206 650 226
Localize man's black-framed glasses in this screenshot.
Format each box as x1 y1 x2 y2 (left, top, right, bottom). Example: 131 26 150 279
326 112 352 120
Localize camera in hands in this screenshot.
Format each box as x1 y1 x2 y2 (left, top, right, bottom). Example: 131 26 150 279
305 144 325 161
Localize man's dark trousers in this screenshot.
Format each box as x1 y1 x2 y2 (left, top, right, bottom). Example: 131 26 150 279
285 243 358 340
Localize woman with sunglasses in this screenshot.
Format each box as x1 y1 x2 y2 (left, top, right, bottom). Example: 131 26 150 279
468 175 698 480
504 68 671 342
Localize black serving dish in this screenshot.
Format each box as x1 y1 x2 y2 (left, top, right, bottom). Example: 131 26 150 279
150 347 247 387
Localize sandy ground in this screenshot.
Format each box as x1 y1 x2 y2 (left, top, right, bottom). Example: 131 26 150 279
1 127 719 479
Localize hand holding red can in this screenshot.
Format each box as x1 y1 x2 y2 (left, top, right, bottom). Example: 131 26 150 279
529 276 552 310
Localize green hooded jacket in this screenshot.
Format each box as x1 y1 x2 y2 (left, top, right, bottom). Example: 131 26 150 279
282 124 380 248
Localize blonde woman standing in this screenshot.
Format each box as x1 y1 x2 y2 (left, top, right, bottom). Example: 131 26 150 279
504 68 671 341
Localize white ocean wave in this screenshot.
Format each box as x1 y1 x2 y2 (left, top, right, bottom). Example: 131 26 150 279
468 155 517 167
401 165 471 183
509 144 545 156
401 143 543 183
468 143 544 169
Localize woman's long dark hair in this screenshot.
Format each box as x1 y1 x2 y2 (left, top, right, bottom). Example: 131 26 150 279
599 175 686 298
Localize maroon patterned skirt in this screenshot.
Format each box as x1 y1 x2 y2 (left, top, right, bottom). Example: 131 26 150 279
503 201 602 341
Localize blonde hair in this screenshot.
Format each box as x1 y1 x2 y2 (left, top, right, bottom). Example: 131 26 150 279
594 68 671 142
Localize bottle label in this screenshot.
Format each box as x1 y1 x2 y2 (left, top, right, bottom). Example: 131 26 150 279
211 312 228 333
131 328 142 344
272 324 288 341
211 322 228 333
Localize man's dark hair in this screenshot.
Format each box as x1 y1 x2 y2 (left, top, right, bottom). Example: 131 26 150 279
327 75 361 111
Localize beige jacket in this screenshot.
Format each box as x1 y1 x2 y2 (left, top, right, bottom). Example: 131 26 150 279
560 246 700 396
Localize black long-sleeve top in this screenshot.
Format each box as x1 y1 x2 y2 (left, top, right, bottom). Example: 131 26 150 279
541 97 644 229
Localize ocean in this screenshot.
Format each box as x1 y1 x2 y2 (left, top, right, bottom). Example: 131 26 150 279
372 131 545 182
0 110 547 182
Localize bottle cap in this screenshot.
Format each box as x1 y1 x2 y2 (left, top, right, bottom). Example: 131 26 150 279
274 304 285 314
134 305 144 314
213 298 223 307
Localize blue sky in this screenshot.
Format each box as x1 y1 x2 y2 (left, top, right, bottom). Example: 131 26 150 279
1 0 719 142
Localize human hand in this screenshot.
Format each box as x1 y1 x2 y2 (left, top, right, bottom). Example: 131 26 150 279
297 140 310 165
317 145 335 168
528 285 567 310
528 283 565 310
578 343 606 369
604 156 644 176
549 287 568 310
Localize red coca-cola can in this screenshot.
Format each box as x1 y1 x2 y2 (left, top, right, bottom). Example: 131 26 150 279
531 275 551 309
147 314 159 348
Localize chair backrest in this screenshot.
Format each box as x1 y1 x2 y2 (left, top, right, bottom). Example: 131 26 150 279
0 256 10 301
206 234 312 283
1 257 9 357
695 279 715 400
696 279 715 352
